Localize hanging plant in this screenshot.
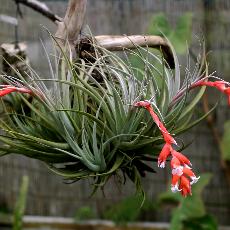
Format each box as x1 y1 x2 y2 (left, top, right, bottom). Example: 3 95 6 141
1 0 229 198
0 36 229 197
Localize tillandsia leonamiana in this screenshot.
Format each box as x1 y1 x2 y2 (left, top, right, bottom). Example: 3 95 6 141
0 37 229 197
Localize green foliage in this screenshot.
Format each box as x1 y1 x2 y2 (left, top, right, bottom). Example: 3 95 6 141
0 203 10 214
158 173 217 230
102 194 155 224
183 215 217 230
220 121 230 161
74 206 95 221
148 13 193 54
13 176 29 230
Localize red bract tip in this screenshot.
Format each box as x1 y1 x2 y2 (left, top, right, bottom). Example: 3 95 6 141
171 150 192 166
213 81 227 92
133 100 151 108
0 88 16 96
0 85 33 97
192 80 230 106
182 166 195 178
158 143 172 168
224 88 230 106
171 173 180 187
179 175 192 197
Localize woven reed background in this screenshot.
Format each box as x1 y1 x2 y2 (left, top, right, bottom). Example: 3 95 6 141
0 0 230 225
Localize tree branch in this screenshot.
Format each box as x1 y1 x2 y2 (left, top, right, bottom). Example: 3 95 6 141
95 35 174 68
15 0 61 23
55 0 87 47
13 0 174 68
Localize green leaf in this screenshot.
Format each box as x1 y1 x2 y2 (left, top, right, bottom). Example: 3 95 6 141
147 13 192 54
220 121 230 161
171 13 193 54
102 194 152 224
74 206 95 221
166 173 212 230
183 214 217 230
13 176 29 230
147 13 171 37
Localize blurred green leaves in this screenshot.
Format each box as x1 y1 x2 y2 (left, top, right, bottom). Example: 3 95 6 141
13 176 29 230
148 13 193 54
220 121 230 161
158 173 217 230
74 206 96 221
102 194 155 224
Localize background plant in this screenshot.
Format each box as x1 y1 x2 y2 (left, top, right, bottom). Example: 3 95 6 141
13 175 29 230
158 173 217 230
102 194 155 224
220 121 230 163
148 13 193 54
74 206 96 221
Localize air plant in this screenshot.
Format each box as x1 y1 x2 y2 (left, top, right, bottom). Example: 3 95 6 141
0 37 229 197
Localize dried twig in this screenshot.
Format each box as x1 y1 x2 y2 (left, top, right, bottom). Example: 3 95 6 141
95 35 174 68
15 0 61 23
12 0 174 67
55 0 87 48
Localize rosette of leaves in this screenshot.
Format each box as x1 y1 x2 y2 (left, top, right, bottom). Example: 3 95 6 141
0 37 210 194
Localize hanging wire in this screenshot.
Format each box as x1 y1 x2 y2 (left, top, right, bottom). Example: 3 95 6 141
14 0 23 49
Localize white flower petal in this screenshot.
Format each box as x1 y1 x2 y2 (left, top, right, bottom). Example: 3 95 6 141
159 162 165 168
171 184 182 193
184 164 192 169
190 176 200 185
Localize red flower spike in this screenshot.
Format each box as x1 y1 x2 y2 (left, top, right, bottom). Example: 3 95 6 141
133 100 151 109
0 88 16 96
179 175 192 197
191 80 213 88
0 86 32 97
134 100 160 126
147 107 161 127
224 88 230 105
182 166 195 177
171 173 180 186
171 171 182 193
133 100 175 164
134 100 199 196
213 81 227 92
192 80 230 106
182 166 200 184
159 123 177 145
171 150 192 166
158 143 172 168
171 159 200 193
134 101 177 144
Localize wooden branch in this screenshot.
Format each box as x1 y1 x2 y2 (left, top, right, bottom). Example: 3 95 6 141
55 0 87 47
15 0 61 23
95 35 174 68
13 0 175 68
